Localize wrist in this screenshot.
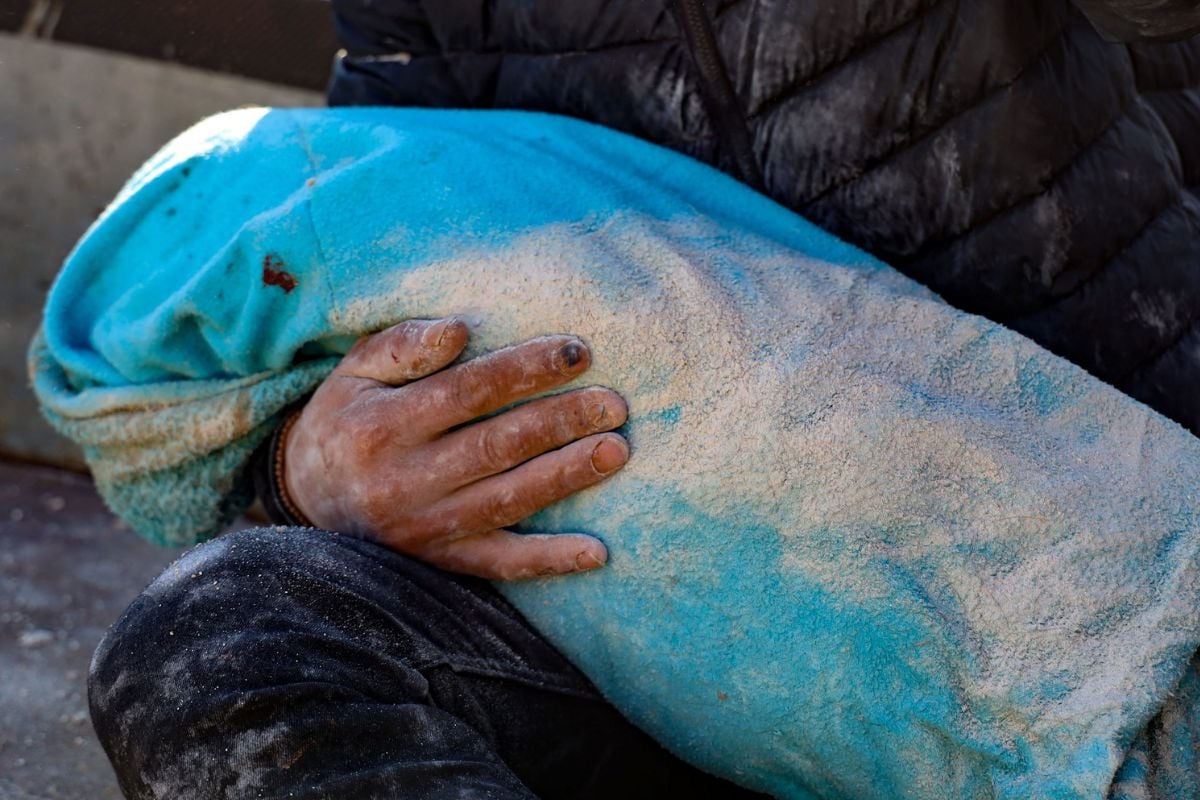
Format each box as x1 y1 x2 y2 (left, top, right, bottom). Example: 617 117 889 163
256 406 315 528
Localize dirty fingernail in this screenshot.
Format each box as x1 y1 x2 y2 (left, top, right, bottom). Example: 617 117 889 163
558 341 587 371
575 551 605 571
590 437 627 474
422 317 459 348
586 403 608 427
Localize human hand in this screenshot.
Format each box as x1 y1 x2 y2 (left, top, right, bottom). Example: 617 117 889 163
283 317 628 579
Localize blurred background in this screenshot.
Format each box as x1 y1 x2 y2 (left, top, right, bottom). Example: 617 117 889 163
1 3 338 796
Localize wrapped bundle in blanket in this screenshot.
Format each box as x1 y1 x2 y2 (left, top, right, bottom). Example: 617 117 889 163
30 108 1200 799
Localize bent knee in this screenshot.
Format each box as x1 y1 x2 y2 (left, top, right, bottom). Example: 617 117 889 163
89 527 436 735
89 527 409 794
89 530 355 741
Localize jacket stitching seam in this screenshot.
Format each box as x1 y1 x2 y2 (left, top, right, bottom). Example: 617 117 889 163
937 85 1187 319
915 100 1132 258
1120 313 1200 387
893 78 1136 265
798 15 1071 210
746 2 937 124
1013 187 1199 387
1013 188 1179 322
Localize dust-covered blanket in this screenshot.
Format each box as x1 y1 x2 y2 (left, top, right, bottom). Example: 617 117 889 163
30 108 1200 799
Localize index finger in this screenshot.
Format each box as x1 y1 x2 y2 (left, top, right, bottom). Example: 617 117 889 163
396 335 593 435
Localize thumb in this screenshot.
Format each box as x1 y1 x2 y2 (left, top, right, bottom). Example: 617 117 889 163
336 317 469 385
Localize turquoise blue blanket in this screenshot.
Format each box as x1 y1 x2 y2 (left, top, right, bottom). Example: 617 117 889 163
31 108 1200 798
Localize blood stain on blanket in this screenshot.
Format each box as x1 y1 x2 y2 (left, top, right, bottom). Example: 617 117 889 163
261 255 298 294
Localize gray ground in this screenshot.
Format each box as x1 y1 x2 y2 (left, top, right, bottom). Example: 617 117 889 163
0 461 205 799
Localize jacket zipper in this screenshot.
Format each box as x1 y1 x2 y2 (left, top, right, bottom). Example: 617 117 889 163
670 0 764 189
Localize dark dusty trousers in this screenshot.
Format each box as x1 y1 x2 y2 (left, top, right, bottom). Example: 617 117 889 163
88 527 762 799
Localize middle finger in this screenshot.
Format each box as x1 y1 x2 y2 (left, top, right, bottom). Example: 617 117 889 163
398 335 594 435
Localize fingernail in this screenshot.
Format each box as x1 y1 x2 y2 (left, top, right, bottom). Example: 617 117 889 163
421 317 458 348
575 551 604 570
590 437 627 474
586 403 608 427
558 341 587 371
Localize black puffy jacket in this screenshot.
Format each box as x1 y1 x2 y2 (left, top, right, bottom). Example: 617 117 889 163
327 0 1200 436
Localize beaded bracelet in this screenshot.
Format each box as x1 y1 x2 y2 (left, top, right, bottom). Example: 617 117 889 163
270 408 316 528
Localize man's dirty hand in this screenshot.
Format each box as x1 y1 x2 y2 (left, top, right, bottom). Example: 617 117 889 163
283 317 628 580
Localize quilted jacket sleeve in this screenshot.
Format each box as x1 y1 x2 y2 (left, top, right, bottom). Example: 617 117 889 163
1075 0 1200 41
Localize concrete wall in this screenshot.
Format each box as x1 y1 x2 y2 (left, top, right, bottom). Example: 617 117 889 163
1 32 322 469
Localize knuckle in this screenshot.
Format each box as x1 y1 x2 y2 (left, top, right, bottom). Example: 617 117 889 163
554 459 585 493
478 426 516 470
527 400 571 441
554 407 585 441
482 488 525 525
451 363 498 417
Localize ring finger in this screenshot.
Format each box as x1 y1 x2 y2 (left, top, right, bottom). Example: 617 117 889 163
431 386 628 488
421 433 630 544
